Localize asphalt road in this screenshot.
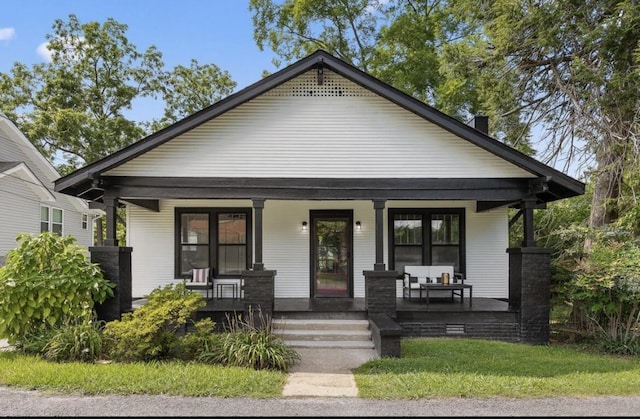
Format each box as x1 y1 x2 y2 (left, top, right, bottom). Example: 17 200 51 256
1 386 640 417
2 341 639 416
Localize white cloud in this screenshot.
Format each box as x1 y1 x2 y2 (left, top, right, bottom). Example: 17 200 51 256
37 37 85 63
0 27 16 41
36 41 53 62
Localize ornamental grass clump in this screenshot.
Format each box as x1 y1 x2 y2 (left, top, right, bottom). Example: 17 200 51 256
215 307 300 371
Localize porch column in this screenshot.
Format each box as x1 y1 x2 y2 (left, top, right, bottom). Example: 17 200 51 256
243 269 277 320
91 246 132 322
521 198 537 247
363 270 398 319
252 198 264 271
373 199 386 271
507 247 551 344
103 193 119 247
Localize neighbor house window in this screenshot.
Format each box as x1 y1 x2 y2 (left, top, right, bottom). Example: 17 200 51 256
389 208 465 275
175 208 252 278
41 206 63 235
82 214 89 230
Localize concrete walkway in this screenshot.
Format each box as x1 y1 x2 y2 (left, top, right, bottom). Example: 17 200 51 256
283 347 378 397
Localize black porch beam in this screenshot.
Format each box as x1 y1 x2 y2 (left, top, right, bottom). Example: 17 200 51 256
121 199 160 212
96 176 532 201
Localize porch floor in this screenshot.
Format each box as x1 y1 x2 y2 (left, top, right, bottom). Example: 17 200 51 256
196 296 511 314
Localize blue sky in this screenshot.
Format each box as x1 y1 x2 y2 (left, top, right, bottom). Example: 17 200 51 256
0 0 278 121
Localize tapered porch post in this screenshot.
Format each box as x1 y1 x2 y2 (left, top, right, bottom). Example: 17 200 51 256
243 198 276 321
252 198 264 271
90 190 132 322
103 193 119 247
364 199 398 321
373 199 386 271
508 196 551 344
522 197 537 247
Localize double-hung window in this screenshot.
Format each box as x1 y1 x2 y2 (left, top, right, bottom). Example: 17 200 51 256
41 206 63 235
389 208 465 275
175 208 252 278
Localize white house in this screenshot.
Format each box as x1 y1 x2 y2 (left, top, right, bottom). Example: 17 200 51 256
0 114 101 264
54 50 585 346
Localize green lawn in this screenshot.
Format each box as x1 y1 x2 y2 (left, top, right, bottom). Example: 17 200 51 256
1 338 639 399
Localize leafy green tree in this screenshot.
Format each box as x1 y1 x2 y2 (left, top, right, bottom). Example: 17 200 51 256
0 14 237 174
0 232 114 346
0 15 162 173
250 0 532 150
250 0 380 70
457 0 640 231
149 58 237 131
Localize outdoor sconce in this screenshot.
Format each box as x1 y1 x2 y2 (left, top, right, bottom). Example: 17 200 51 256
355 221 361 231
302 221 308 231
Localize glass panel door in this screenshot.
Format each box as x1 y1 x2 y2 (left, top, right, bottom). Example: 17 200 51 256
311 211 352 298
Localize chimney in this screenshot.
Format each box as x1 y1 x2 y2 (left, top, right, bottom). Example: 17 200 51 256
472 115 489 134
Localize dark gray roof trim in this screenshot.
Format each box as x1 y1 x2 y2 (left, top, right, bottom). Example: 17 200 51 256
54 50 585 199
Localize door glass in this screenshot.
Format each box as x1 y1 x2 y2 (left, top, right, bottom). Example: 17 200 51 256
314 218 350 297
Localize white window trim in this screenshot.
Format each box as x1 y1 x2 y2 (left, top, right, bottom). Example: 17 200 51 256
41 206 64 235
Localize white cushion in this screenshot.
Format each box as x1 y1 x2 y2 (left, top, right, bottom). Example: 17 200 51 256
192 268 210 283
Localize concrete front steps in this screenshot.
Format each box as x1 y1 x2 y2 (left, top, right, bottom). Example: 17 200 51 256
272 318 375 349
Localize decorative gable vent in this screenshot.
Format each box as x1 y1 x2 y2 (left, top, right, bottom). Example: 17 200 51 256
265 69 375 98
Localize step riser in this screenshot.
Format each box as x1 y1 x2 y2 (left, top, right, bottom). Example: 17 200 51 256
272 320 369 331
283 340 375 349
274 332 371 341
273 318 374 349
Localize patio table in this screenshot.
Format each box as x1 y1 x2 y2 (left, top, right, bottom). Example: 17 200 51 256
419 283 472 306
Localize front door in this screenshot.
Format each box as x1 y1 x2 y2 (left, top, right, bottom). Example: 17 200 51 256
310 210 353 298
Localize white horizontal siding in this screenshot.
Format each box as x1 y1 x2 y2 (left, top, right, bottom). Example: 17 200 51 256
127 199 253 298
465 207 509 298
0 121 94 252
127 199 509 299
106 70 534 180
263 200 374 298
387 200 509 299
0 177 40 260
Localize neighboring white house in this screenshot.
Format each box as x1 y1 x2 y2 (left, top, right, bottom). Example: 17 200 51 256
0 114 102 264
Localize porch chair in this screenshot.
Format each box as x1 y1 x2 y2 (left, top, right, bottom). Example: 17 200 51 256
403 265 466 302
402 265 431 301
184 267 214 300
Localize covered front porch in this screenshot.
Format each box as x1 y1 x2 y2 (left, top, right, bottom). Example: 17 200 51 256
187 295 518 342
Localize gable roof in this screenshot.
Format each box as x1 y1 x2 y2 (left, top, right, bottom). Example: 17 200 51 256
54 50 584 202
0 114 99 214
0 160 56 201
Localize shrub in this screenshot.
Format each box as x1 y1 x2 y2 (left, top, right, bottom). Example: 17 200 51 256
216 307 300 371
570 232 640 354
173 318 223 362
42 317 105 362
0 232 114 347
102 283 205 362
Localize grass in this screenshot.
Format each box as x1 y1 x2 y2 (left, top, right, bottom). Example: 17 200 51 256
0 351 286 398
354 338 640 399
1 338 639 399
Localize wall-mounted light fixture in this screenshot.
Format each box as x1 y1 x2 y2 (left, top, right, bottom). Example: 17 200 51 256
355 221 361 231
302 221 308 231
